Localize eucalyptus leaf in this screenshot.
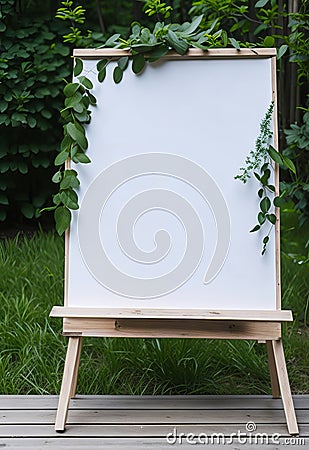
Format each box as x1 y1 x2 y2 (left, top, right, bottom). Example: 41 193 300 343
132 54 146 74
113 66 123 83
260 197 271 213
250 224 261 232
78 76 93 90
55 206 71 236
97 59 108 71
63 82 80 97
54 151 69 166
267 213 277 224
73 58 83 77
98 67 106 82
258 212 266 225
166 30 188 55
117 56 129 71
66 123 88 150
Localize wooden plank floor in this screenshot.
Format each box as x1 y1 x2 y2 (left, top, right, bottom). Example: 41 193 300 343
0 395 308 448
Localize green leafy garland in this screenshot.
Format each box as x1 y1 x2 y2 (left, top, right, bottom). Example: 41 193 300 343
47 1 297 253
235 103 296 254
45 7 247 235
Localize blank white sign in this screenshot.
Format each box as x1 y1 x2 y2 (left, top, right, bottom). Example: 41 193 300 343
67 53 277 310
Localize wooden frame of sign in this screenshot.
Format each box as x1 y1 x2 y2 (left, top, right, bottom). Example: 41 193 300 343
50 48 298 435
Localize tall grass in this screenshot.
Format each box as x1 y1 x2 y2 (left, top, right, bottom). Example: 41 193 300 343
0 230 308 395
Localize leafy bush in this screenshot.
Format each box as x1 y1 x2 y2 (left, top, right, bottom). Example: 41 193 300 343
0 3 71 225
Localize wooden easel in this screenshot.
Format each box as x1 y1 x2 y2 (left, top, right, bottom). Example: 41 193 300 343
50 306 299 435
51 48 299 435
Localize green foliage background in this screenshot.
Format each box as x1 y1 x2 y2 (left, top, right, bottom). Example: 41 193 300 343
0 0 308 246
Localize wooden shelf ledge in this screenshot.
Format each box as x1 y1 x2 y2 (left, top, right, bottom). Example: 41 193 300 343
50 307 293 322
73 48 276 59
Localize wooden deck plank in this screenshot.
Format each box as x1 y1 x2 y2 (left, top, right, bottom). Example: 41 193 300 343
1 408 308 424
0 395 308 410
0 395 307 446
1 424 308 438
0 437 308 449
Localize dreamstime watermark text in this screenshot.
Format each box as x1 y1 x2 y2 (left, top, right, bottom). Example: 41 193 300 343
166 422 305 446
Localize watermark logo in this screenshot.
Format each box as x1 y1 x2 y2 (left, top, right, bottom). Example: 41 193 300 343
78 153 230 298
166 422 305 446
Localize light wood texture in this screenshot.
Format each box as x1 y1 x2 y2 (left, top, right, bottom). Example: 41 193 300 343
73 48 277 58
1 394 308 410
70 338 82 399
62 317 282 340
0 395 306 447
266 340 280 398
2 408 308 425
271 55 281 310
50 307 293 322
0 438 307 450
271 339 299 435
55 337 81 432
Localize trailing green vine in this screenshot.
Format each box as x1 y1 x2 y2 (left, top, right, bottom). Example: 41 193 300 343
235 102 296 254
47 0 250 235
48 0 298 244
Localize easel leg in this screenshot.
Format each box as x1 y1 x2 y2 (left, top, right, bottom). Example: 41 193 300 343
55 336 82 432
271 339 299 435
266 340 280 398
70 337 82 398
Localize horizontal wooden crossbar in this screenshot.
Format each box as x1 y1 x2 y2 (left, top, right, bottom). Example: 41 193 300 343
50 307 293 322
73 48 276 59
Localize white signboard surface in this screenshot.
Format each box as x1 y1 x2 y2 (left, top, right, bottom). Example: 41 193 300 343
68 54 276 310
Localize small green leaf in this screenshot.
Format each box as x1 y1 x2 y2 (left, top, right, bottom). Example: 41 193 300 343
64 82 80 97
267 213 277 224
268 145 283 165
149 45 169 62
113 66 123 83
273 196 285 207
255 0 269 6
229 37 240 50
60 170 80 190
97 59 108 71
52 171 62 183
104 34 120 47
263 36 275 47
277 44 288 60
73 153 91 164
98 67 106 83
21 203 35 219
258 188 264 198
282 156 296 174
66 123 88 150
117 56 129 71
166 30 188 55
55 151 69 166
0 193 9 205
260 197 271 213
60 190 79 210
250 224 261 232
87 92 97 105
258 212 266 224
55 206 71 236
74 58 83 76
132 54 146 74
78 76 93 89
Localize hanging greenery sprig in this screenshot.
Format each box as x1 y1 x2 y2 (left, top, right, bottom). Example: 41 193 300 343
47 0 250 236
235 102 296 254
